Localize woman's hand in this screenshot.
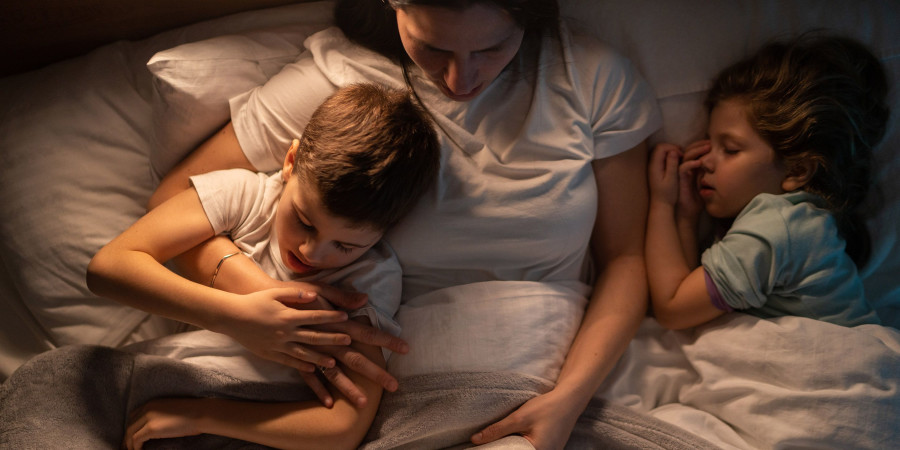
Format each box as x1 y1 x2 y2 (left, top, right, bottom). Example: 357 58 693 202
124 398 205 450
470 389 580 450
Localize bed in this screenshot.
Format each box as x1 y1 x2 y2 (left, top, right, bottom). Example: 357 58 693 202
1 0 899 448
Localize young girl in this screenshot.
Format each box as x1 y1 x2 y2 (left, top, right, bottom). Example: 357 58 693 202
86 83 440 449
646 34 889 330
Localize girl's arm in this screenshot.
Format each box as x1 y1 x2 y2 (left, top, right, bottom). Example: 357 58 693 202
645 144 723 330
472 143 652 449
124 322 385 450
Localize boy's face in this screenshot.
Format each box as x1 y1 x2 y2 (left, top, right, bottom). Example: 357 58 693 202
697 98 790 219
276 147 382 276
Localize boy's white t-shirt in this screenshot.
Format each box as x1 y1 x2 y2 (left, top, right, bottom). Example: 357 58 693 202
189 168 402 340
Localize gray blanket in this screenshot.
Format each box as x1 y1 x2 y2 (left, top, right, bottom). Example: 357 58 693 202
1 345 717 449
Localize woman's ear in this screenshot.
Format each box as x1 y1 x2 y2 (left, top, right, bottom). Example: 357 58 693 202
781 158 817 192
282 139 300 182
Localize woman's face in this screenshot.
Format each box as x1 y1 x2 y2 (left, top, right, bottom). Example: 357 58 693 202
395 3 525 101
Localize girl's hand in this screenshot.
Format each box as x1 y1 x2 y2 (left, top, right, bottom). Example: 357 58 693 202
471 389 580 450
124 398 203 450
677 140 710 219
648 143 683 206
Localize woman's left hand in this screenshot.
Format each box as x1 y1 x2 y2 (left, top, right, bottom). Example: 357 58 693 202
470 389 580 450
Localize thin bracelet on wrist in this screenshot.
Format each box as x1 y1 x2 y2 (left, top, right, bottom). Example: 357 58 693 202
210 251 241 288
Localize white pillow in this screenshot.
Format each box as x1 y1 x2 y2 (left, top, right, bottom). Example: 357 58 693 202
147 24 328 180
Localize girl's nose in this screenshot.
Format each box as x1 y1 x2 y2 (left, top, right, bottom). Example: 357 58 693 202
699 152 715 171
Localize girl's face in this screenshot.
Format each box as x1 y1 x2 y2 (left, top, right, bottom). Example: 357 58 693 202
697 99 791 219
395 3 524 102
277 150 381 276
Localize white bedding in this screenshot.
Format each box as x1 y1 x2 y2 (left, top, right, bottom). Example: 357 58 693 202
2 0 900 447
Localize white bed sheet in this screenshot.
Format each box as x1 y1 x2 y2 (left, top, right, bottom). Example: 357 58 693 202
598 315 900 449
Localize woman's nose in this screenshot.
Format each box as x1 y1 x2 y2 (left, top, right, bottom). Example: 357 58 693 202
445 55 477 95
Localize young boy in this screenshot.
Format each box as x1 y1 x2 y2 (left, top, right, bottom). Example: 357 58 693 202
86 82 440 449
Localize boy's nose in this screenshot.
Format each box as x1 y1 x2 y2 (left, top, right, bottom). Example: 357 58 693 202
299 241 325 265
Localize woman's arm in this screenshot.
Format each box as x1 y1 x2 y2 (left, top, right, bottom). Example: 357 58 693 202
472 143 651 449
124 321 385 450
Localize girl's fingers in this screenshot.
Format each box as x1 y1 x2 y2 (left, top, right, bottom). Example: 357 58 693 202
683 140 711 160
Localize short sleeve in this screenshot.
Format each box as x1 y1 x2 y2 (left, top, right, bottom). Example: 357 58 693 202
701 198 791 310
189 169 273 238
569 33 661 159
229 51 337 172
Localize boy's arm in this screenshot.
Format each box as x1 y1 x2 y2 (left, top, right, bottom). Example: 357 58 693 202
124 320 385 450
87 188 351 373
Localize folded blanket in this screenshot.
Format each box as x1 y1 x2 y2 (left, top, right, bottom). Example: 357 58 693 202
1 345 717 449
364 371 719 449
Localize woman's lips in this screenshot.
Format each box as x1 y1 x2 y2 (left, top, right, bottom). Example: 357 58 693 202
439 82 483 102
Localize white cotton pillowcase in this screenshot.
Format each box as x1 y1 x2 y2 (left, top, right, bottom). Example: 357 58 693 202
146 24 328 181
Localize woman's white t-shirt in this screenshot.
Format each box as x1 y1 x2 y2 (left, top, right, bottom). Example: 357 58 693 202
230 24 661 301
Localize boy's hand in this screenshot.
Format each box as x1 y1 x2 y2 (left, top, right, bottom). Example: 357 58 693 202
217 287 354 373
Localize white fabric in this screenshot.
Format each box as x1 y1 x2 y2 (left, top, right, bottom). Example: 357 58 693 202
232 24 662 301
387 280 591 383
190 168 403 346
598 315 900 449
147 26 315 180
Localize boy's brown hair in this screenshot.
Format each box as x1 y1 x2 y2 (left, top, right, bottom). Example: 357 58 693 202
293 83 440 231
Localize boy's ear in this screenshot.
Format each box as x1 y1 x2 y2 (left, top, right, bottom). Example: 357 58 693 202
781 158 817 192
282 139 300 182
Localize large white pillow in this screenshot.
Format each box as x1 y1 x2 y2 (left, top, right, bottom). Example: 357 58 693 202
146 24 328 180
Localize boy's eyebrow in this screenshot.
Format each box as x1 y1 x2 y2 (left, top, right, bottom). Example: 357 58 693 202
293 203 377 248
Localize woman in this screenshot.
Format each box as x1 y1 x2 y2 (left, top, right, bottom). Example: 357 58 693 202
150 0 661 447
